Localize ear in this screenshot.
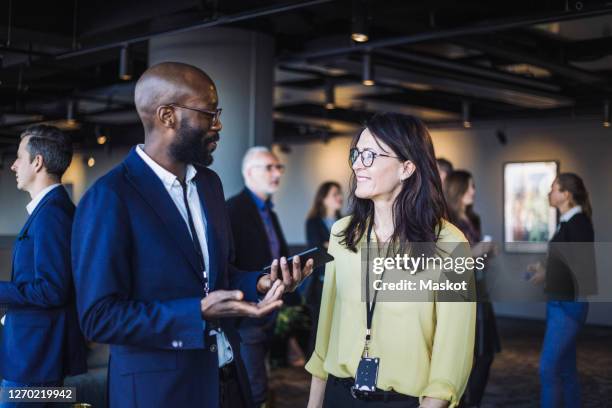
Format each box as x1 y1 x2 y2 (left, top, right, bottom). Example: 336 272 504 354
399 160 416 182
32 154 45 173
157 105 177 128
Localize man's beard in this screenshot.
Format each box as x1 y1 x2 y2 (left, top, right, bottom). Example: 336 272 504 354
169 119 219 166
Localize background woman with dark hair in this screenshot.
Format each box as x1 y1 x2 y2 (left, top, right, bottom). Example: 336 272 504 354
528 172 595 408
444 170 500 408
306 113 475 408
304 181 343 355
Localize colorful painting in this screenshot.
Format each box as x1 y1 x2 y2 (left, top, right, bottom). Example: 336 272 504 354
504 161 558 253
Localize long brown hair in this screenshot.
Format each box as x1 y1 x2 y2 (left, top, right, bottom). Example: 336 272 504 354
307 181 342 220
444 170 481 233
557 173 592 219
338 112 447 252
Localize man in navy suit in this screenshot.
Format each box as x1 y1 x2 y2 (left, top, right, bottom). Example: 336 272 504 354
71 62 313 408
0 125 87 407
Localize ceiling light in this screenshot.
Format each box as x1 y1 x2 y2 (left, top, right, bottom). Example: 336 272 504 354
351 0 370 43
119 45 132 81
462 101 472 128
362 53 375 86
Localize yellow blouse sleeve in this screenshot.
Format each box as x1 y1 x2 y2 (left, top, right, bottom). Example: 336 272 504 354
305 228 339 380
419 300 476 407
420 235 477 407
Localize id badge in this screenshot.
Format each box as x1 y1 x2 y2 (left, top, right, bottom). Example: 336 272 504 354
353 357 379 392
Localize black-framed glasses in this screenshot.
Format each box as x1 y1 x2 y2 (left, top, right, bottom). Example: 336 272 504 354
253 164 286 173
349 147 399 167
166 103 222 125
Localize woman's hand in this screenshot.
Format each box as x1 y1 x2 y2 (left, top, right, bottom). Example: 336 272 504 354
527 261 546 285
472 241 494 258
307 376 326 408
420 396 449 408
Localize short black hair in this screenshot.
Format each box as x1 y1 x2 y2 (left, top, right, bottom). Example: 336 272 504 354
436 157 453 174
20 125 73 178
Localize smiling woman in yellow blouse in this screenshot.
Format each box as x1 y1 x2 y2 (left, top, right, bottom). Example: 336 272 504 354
305 113 476 408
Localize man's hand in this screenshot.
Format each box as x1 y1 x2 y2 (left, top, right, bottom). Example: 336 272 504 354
201 279 285 319
257 255 314 294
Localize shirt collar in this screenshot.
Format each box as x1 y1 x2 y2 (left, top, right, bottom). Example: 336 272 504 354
560 205 582 223
246 188 273 211
136 144 197 189
26 184 61 215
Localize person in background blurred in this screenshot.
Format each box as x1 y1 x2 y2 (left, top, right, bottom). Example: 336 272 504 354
528 173 595 408
445 170 500 408
436 158 453 188
226 146 290 407
304 181 343 355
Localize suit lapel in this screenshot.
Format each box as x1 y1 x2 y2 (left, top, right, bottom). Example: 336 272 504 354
12 186 65 281
123 149 205 285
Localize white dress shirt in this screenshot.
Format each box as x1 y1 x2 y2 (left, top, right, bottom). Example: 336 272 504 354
560 205 582 223
556 205 582 233
136 145 233 367
26 184 61 215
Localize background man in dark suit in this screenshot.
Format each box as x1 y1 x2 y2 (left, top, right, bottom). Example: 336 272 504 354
71 62 312 408
226 147 293 406
1 125 87 407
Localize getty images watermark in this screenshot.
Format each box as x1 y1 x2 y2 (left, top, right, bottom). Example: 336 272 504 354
361 241 479 302
361 241 611 303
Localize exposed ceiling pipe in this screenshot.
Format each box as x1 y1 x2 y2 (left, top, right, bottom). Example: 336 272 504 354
278 6 612 63
55 0 335 60
374 48 561 92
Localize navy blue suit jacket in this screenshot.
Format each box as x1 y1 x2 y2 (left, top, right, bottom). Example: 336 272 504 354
72 148 259 407
0 186 87 383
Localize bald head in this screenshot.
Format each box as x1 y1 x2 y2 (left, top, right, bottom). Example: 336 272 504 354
135 62 218 131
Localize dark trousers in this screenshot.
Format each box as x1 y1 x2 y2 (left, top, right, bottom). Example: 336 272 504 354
220 363 249 408
459 352 494 408
323 375 420 408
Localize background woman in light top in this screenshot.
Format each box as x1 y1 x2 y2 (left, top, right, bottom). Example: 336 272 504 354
306 113 476 408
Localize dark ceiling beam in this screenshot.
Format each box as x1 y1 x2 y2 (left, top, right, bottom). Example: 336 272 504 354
55 0 335 60
358 90 521 117
565 36 612 61
330 56 574 108
374 48 560 92
455 36 609 85
277 5 612 63
275 103 373 124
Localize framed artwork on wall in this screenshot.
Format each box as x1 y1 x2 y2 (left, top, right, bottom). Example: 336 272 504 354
503 160 559 253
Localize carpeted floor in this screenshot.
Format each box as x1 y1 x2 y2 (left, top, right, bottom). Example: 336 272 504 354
269 317 612 407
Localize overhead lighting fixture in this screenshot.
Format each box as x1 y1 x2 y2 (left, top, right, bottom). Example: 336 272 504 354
604 100 610 128
87 157 95 168
66 100 77 126
351 0 370 43
95 125 108 145
119 44 132 81
362 52 375 86
462 101 472 128
325 80 335 109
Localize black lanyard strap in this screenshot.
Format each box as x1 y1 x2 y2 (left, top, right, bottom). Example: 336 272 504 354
363 219 384 355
